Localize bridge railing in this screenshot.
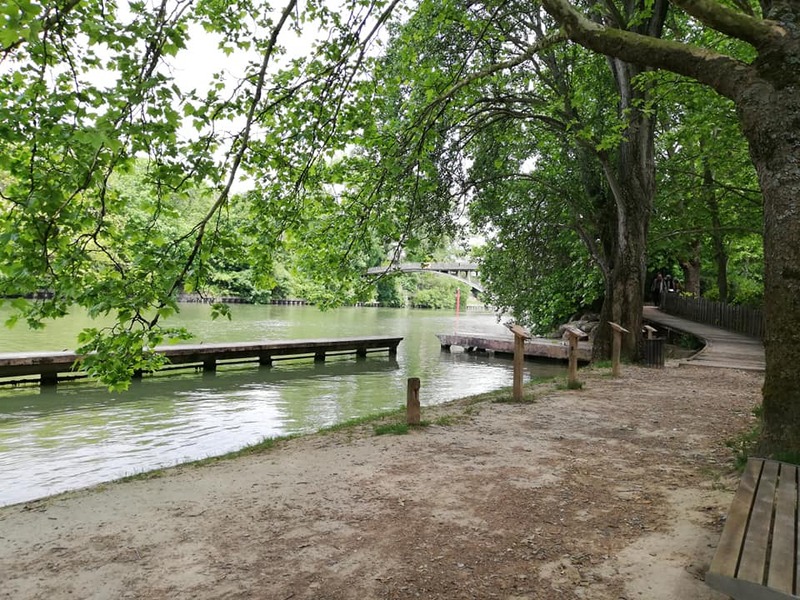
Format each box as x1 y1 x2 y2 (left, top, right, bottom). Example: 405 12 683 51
660 293 765 339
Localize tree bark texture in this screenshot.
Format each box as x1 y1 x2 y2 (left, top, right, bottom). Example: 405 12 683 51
592 58 655 361
737 79 800 455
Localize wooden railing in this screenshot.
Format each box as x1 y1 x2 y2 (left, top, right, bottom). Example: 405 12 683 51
660 293 764 339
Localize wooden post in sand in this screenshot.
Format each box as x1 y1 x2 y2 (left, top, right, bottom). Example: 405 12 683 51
406 377 421 425
608 322 630 377
506 324 532 401
563 326 587 388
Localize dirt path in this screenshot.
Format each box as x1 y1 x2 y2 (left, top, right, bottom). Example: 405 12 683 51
0 363 761 600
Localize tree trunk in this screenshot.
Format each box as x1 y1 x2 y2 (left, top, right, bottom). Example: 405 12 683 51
704 160 729 302
680 239 702 296
738 80 800 455
591 58 655 361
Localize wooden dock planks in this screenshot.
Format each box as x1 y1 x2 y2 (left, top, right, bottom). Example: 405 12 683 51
0 336 403 385
436 333 592 362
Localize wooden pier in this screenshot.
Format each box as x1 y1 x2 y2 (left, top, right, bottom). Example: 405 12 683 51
436 333 591 362
0 336 403 386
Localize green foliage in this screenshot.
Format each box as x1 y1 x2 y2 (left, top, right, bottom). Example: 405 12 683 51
376 277 405 307
76 325 192 391
648 68 762 305
726 405 764 470
405 274 471 310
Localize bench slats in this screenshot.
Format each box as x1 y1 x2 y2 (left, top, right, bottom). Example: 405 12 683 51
740 459 779 583
707 458 800 600
710 458 763 578
770 463 797 594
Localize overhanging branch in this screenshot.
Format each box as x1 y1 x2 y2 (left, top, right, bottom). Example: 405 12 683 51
540 0 752 100
672 0 783 49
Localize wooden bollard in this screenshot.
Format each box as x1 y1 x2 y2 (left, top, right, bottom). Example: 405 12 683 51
608 322 630 377
563 325 588 388
406 377 421 425
506 323 532 401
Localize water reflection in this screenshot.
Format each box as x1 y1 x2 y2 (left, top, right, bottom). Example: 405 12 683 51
0 306 565 507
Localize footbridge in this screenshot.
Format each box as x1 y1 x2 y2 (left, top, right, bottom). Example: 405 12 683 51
643 306 765 371
365 262 484 294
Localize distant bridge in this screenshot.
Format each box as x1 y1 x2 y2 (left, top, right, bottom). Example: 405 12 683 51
365 262 484 294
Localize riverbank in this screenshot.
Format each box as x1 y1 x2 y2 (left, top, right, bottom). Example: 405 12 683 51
0 363 761 600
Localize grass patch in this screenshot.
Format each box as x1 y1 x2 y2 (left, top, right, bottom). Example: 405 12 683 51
373 422 410 436
592 360 612 369
723 404 800 469
529 375 559 385
433 406 476 427
491 392 536 404
555 379 584 390
726 420 761 470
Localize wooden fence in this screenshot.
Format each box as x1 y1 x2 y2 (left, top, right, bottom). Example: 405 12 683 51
660 293 764 339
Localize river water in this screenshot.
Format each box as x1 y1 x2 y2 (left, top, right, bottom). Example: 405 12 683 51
0 304 565 507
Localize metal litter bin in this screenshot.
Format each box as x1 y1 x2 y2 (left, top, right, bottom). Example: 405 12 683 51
642 337 665 368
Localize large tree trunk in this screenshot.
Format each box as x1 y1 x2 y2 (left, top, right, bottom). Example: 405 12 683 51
591 58 655 361
737 81 800 455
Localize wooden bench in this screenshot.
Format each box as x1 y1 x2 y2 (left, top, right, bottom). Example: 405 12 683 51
706 458 799 599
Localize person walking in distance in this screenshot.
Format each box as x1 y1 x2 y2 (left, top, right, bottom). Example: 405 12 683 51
651 272 666 306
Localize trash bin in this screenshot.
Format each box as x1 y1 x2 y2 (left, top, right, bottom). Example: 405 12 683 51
642 337 665 368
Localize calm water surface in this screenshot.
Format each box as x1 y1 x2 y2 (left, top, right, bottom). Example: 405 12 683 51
0 304 564 506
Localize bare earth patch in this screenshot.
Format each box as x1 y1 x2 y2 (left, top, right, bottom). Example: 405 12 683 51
0 363 761 600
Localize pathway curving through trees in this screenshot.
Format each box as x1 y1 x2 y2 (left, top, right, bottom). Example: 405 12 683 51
643 306 765 372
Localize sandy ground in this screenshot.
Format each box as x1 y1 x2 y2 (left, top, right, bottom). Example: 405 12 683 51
0 362 762 600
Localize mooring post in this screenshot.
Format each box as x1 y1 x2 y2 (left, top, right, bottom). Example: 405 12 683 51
506 324 532 401
40 372 58 387
608 322 630 377
563 325 587 388
406 377 421 425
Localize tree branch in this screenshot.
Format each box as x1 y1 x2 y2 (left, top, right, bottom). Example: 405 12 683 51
540 0 752 100
671 0 783 48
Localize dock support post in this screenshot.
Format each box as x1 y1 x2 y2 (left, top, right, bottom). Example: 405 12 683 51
203 358 216 372
389 343 398 357
259 354 273 367
507 324 532 401
314 351 325 363
407 378 421 425
40 372 58 386
609 322 630 378
356 347 367 360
